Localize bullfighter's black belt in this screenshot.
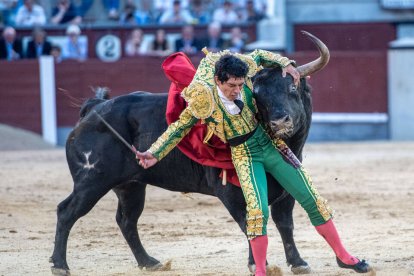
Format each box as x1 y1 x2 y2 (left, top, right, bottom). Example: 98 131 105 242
228 126 258 147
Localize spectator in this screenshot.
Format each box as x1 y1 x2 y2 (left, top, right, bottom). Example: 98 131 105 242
15 0 46 26
0 26 23 60
154 0 189 20
69 0 120 22
134 0 155 25
62 24 87 61
124 28 146 57
154 0 189 11
200 21 224 53
175 25 201 55
190 0 210 25
235 0 267 15
103 0 120 20
212 0 239 25
0 0 18 26
50 0 82 25
223 26 245 53
26 27 52 58
149 29 172 56
239 0 265 23
50 44 62 63
159 0 193 25
119 0 136 24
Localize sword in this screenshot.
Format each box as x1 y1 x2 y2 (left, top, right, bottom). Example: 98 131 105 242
93 110 137 154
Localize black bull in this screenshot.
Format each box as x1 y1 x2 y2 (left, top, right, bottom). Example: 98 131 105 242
50 32 330 275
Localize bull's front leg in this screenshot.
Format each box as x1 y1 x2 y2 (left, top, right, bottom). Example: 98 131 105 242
270 194 311 274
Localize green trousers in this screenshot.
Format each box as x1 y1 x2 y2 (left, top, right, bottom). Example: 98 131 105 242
230 126 333 239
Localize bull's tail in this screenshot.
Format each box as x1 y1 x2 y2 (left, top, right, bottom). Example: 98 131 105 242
79 87 110 119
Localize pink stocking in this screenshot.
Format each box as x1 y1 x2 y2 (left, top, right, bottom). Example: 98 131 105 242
315 219 358 265
249 235 268 276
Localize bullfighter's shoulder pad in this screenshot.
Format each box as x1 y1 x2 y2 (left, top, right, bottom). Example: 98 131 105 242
181 82 215 119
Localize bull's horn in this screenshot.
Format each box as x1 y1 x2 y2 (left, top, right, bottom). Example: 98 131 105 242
297 31 330 77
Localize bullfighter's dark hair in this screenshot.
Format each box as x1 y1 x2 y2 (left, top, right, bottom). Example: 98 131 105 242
214 54 248 83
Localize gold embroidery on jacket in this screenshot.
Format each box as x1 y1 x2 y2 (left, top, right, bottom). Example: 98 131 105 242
181 82 214 119
148 108 196 160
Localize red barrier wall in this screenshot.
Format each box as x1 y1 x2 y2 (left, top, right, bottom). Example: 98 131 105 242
294 23 396 51
295 51 387 113
0 60 41 133
0 51 388 134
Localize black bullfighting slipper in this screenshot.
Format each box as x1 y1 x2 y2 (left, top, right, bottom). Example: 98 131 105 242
336 257 371 273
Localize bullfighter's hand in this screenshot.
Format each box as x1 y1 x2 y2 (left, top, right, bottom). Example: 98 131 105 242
282 64 300 87
135 151 158 169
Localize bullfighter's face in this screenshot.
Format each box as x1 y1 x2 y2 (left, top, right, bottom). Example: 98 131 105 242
215 76 245 101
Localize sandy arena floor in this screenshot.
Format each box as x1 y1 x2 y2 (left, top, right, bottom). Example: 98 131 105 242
0 133 413 275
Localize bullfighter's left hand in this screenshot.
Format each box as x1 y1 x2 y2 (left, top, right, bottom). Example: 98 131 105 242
282 64 300 87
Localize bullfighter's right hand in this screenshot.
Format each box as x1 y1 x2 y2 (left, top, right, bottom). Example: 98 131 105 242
135 151 158 169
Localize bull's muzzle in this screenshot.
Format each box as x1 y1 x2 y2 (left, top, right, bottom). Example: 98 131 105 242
269 115 294 138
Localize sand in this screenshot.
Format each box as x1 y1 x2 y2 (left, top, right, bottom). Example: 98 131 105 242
0 125 413 275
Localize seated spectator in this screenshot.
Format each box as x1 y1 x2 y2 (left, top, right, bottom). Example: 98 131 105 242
26 27 52 58
154 0 189 21
51 44 62 63
200 21 224 53
190 0 210 25
212 0 240 25
0 26 22 60
239 0 265 23
236 0 267 14
15 0 46 26
103 0 120 20
175 25 201 55
149 29 172 56
62 24 87 61
50 0 82 25
159 0 193 25
124 28 146 57
119 0 136 25
223 26 245 53
0 0 18 26
69 0 120 22
134 0 155 25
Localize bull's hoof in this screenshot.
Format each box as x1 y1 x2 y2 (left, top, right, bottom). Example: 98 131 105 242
248 263 256 275
138 258 171 271
139 263 163 271
291 264 311 274
51 266 71 276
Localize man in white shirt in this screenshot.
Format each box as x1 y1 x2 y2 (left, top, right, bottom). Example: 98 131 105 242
212 0 240 25
159 0 193 25
15 0 46 26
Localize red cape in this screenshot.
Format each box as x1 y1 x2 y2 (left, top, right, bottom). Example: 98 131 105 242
163 52 240 186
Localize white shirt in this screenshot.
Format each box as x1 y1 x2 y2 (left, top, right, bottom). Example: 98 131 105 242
15 4 46 26
217 86 243 115
212 8 239 25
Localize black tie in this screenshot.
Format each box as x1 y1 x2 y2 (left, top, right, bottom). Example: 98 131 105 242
234 99 244 113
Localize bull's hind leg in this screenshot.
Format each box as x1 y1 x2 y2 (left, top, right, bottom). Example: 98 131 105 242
113 182 162 270
270 195 311 274
50 183 112 275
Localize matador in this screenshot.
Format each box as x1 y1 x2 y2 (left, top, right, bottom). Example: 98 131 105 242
136 49 371 275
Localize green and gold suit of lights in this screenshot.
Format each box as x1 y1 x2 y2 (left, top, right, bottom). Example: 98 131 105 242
148 49 332 239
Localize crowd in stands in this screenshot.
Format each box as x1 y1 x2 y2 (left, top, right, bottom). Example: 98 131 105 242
0 0 267 61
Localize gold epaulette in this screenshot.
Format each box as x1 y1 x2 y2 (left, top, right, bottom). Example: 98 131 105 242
181 82 215 119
